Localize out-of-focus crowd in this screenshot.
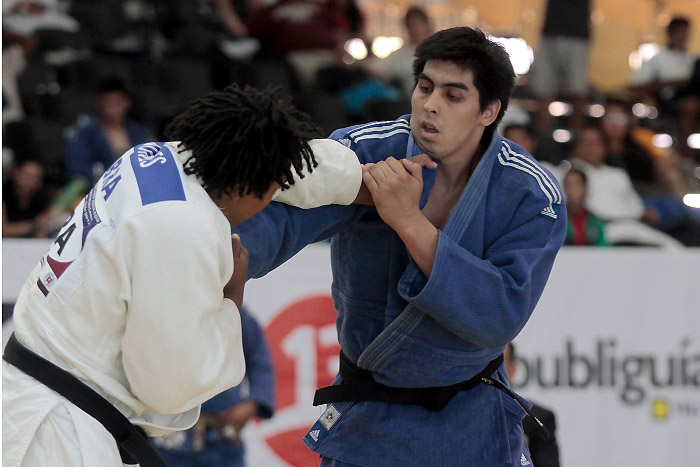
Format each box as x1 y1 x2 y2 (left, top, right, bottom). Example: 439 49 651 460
3 0 699 247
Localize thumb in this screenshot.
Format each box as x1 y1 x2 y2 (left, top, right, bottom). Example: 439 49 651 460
231 233 243 256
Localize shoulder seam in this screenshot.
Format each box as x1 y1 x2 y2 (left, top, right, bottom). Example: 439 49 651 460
497 141 562 205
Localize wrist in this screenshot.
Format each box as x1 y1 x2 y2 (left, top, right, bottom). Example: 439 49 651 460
391 209 427 234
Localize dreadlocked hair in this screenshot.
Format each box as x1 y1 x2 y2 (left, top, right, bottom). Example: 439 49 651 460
165 84 320 198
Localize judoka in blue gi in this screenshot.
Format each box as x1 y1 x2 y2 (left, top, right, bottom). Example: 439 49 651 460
153 307 275 467
234 27 567 466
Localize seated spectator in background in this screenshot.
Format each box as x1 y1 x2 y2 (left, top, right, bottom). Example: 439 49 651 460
214 0 264 39
505 343 561 467
503 124 537 155
2 32 38 124
629 16 700 160
246 0 344 85
562 168 607 246
555 124 682 248
531 0 591 134
154 307 275 467
601 99 700 246
2 0 79 37
63 76 151 186
368 5 432 99
2 158 53 238
329 0 365 42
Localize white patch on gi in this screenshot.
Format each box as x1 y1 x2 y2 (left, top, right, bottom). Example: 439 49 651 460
319 405 341 430
309 429 320 441
521 453 531 465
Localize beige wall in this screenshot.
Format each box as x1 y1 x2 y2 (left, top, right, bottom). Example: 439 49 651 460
359 0 700 92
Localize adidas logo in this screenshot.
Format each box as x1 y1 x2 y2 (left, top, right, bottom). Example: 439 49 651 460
521 453 531 465
309 430 320 442
540 205 557 219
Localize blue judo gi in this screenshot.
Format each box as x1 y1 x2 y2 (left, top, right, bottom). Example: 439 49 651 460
234 117 567 466
154 308 275 467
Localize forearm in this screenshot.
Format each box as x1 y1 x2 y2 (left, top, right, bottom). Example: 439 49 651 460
353 180 374 205
394 213 439 278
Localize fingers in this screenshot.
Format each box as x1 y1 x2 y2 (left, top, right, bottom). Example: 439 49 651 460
231 233 245 258
362 165 380 192
406 153 438 169
363 156 428 192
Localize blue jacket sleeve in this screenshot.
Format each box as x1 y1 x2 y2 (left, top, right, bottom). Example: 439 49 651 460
234 202 363 279
398 188 567 348
234 120 410 278
240 308 275 419
64 117 100 184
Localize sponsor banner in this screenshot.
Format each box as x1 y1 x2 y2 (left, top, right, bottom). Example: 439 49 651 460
3 240 699 466
513 248 700 467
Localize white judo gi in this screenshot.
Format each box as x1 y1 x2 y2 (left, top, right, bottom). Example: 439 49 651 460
2 139 360 467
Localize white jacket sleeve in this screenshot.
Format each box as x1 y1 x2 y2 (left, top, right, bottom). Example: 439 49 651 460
272 139 362 209
120 203 245 415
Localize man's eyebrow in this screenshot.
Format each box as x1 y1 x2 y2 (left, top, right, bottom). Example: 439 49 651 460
417 73 469 91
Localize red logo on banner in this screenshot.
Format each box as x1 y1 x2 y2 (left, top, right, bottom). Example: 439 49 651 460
264 295 340 466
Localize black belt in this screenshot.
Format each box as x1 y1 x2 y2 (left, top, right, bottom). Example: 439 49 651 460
3 333 165 466
313 350 549 439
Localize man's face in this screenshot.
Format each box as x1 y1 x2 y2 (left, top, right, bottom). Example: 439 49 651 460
410 60 497 163
503 127 536 155
13 161 44 197
668 25 689 51
564 171 586 207
574 128 607 166
96 91 131 124
406 16 431 44
215 182 280 227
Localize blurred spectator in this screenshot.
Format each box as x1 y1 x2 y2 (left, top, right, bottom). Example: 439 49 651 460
629 16 700 160
63 76 151 186
329 0 365 40
2 0 79 37
502 122 568 166
154 308 275 467
246 0 341 85
2 0 91 57
562 168 608 246
2 158 54 238
505 343 561 467
601 99 700 246
214 0 264 39
531 0 591 134
369 5 432 99
2 35 38 124
556 125 683 248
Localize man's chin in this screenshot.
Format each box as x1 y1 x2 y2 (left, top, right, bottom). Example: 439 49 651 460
413 135 437 155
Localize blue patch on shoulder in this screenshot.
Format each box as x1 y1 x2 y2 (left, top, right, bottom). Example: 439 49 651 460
130 143 186 205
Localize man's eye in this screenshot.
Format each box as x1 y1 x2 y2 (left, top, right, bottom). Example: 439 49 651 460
447 94 459 101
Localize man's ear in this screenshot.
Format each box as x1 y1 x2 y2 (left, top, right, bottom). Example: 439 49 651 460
480 99 501 127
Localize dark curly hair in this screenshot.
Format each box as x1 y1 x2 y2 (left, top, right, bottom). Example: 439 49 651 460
165 84 320 198
413 27 516 136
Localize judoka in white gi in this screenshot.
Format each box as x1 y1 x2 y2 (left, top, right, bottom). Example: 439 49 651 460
2 84 363 466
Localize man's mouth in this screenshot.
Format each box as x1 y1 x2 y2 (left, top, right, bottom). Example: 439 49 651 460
421 121 439 133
